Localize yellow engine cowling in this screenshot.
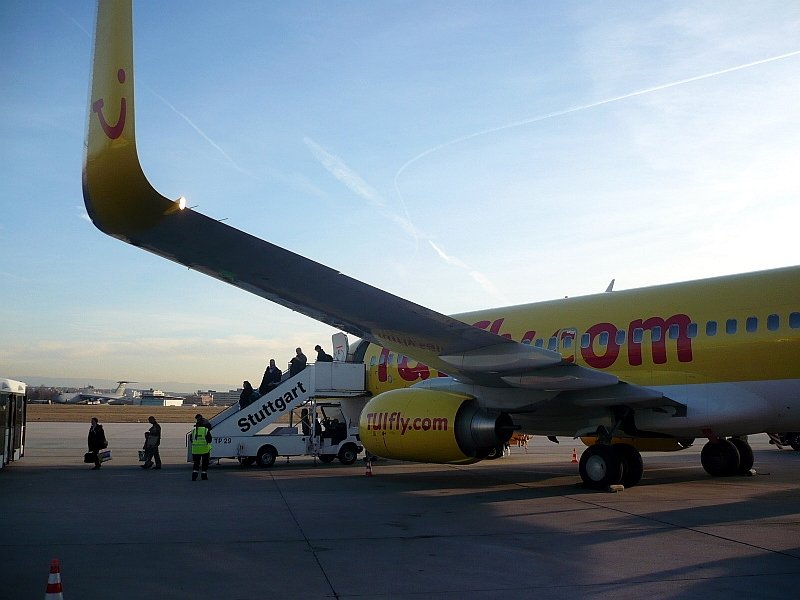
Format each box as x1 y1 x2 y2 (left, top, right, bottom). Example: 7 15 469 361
580 436 694 452
359 388 514 464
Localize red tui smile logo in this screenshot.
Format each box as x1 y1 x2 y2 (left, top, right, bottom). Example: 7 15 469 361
92 68 127 139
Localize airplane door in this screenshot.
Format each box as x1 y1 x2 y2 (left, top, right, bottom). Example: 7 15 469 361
332 333 349 361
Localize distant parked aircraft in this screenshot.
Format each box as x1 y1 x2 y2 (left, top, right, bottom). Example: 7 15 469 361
54 381 131 404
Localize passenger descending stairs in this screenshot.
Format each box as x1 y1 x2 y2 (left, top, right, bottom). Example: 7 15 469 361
206 362 365 438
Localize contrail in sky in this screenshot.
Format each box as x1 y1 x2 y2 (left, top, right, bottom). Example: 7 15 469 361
145 87 254 178
305 138 506 300
394 49 800 196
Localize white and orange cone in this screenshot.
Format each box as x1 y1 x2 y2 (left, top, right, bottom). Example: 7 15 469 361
571 448 578 464
45 559 64 600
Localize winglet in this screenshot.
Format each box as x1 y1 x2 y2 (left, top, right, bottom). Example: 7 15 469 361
83 0 176 237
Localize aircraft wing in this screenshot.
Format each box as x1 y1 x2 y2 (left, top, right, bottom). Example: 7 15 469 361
83 0 672 406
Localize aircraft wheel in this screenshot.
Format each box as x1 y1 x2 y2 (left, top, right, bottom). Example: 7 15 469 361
701 439 740 476
728 438 754 473
579 444 623 489
486 444 505 460
255 445 277 468
318 454 336 463
788 433 800 452
613 443 644 488
337 443 358 465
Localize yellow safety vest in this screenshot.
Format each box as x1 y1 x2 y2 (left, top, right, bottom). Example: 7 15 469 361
191 426 212 454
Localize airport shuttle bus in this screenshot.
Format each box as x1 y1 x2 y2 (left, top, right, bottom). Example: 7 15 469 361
0 378 26 468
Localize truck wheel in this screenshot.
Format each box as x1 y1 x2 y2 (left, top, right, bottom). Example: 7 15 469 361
256 446 277 468
337 444 358 465
318 454 336 463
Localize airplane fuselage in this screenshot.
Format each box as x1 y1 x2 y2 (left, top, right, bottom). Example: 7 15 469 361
360 265 800 438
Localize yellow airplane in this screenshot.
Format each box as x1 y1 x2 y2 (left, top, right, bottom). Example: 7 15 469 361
83 1 800 488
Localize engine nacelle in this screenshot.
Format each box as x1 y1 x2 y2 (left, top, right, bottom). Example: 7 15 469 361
359 388 513 464
580 436 695 452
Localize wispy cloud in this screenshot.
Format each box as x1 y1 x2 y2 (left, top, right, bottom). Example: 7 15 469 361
303 137 384 207
144 86 256 178
429 241 506 302
305 137 506 301
393 49 800 188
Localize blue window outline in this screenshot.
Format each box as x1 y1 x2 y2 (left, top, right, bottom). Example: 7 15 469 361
791 312 800 328
706 321 717 336
726 319 737 335
746 316 758 333
767 314 780 331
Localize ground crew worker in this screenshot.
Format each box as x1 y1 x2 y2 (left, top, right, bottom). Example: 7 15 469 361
190 414 213 481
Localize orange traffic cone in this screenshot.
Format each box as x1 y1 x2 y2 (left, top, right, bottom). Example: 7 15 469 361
45 559 64 600
365 459 373 477
571 448 578 464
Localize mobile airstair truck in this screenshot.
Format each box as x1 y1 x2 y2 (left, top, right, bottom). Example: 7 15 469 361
187 361 366 467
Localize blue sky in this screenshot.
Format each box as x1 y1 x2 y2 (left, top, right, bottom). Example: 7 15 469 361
2 1 799 391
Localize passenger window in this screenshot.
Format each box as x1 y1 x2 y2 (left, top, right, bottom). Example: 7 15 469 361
534 338 544 348
791 312 800 328
581 333 590 348
632 328 643 343
767 314 780 331
547 337 557 351
688 323 698 338
726 319 737 334
651 326 662 342
668 324 679 339
562 337 573 349
615 330 625 345
598 331 609 346
746 317 758 332
369 356 377 367
706 321 717 336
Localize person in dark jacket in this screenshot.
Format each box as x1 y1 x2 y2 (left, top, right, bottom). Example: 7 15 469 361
258 359 282 394
239 381 259 409
141 415 162 469
87 417 107 470
314 345 333 362
289 348 307 377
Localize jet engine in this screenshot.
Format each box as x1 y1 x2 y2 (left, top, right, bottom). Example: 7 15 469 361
359 388 514 464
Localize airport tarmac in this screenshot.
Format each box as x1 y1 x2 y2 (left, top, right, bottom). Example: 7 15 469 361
2 424 799 599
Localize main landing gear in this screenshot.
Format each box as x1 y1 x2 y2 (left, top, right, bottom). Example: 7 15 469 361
579 443 644 489
700 437 754 476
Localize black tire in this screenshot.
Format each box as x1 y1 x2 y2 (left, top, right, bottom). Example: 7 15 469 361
237 456 256 467
701 439 740 476
318 454 335 463
613 443 644 488
579 444 623 489
486 444 505 460
337 444 358 465
255 445 277 468
728 438 754 473
788 433 800 452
